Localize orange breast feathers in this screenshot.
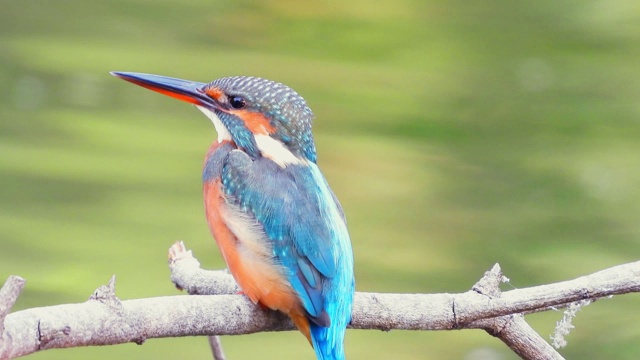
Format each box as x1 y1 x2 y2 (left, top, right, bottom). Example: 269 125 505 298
203 179 312 341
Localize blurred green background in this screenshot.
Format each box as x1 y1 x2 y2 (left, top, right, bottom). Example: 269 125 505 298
2 1 640 359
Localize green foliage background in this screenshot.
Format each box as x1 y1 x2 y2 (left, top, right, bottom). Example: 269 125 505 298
1 1 640 359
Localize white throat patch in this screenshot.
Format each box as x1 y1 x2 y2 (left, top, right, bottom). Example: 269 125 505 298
197 106 232 142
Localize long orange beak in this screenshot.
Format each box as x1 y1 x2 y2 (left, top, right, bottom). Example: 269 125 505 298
110 71 211 106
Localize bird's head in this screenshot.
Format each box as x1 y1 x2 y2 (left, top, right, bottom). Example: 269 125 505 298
111 72 317 166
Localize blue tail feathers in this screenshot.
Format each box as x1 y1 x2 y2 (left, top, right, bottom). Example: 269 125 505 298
311 322 346 360
308 273 354 360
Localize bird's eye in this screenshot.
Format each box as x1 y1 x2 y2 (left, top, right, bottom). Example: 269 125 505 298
229 96 246 109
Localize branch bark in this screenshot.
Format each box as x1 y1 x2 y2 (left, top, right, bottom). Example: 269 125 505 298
0 242 638 360
0 276 26 360
0 276 26 331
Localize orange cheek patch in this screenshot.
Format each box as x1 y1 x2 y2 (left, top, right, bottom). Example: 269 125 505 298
231 109 276 135
205 87 225 102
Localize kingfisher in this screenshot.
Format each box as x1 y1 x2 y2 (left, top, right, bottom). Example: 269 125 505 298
111 71 355 360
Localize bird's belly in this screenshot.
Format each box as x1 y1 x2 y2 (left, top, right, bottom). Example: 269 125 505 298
203 179 302 314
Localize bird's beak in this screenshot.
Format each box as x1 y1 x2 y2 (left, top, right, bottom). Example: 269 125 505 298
110 71 211 106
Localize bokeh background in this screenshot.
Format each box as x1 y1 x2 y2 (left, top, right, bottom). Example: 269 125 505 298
2 1 640 359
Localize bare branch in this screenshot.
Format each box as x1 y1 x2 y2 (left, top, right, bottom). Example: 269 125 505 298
0 276 26 360
467 264 564 359
169 241 238 295
169 248 640 329
0 244 638 360
478 314 564 360
1 285 290 359
0 276 26 329
167 245 640 360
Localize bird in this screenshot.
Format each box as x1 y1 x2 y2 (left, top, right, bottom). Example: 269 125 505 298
111 71 355 360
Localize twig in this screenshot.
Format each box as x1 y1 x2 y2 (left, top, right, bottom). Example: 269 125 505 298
171 241 231 359
208 336 226 360
0 276 26 360
0 276 26 331
168 241 238 295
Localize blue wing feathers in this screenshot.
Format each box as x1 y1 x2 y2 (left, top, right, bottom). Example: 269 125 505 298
298 257 318 288
209 147 354 360
220 152 339 318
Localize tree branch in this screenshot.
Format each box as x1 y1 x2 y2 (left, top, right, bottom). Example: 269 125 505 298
0 242 638 360
0 276 26 360
467 265 564 360
168 241 640 329
0 276 26 331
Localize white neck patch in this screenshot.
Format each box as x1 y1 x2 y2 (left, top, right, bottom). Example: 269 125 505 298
197 106 232 142
254 134 305 168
